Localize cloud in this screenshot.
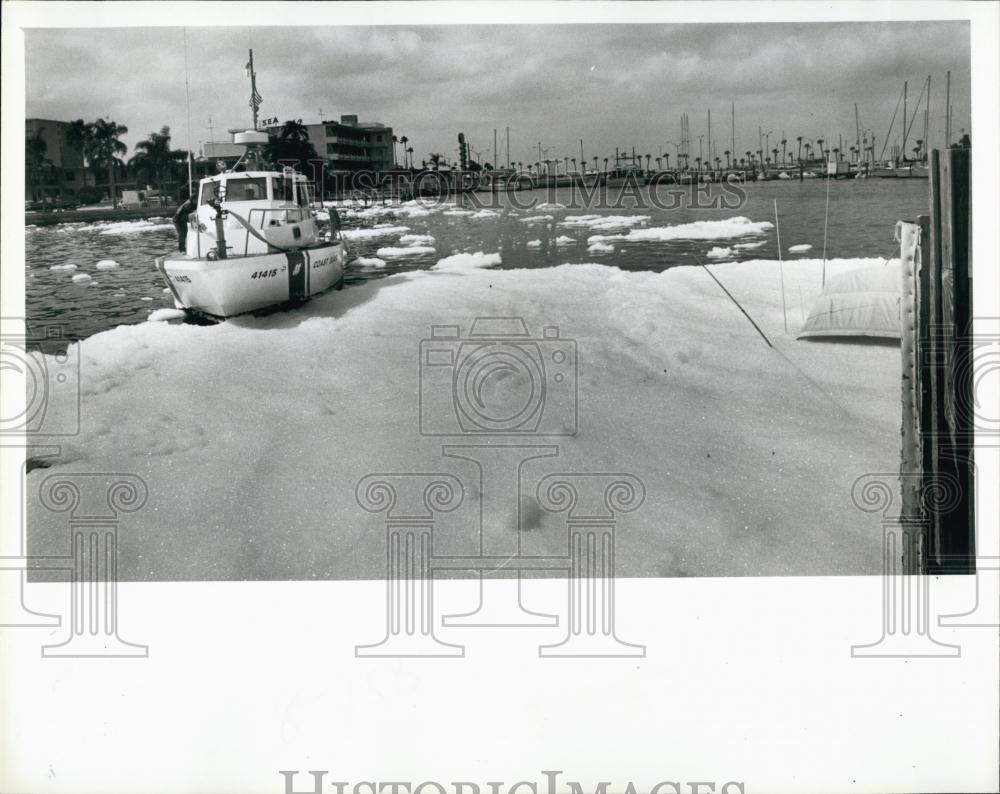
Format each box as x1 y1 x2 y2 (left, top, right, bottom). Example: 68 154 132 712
24 22 971 165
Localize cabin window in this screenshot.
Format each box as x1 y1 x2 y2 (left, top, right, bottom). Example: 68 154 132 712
199 181 221 205
297 184 314 207
271 177 294 203
225 177 268 202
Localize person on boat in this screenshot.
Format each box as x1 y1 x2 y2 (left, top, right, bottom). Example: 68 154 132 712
172 189 196 253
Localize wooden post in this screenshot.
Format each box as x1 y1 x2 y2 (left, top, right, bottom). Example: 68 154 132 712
920 148 974 574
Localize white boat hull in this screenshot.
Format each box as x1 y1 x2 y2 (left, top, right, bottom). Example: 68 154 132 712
157 241 347 318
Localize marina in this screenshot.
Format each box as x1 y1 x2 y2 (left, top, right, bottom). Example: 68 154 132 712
4 10 994 794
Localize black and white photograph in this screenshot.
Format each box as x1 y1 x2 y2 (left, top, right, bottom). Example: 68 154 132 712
2 2 998 793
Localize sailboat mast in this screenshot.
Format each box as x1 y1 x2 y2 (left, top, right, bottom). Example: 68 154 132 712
924 75 931 160
945 71 951 147
901 80 907 162
731 101 735 161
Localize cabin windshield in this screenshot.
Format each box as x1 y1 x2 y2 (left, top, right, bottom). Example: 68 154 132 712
298 183 314 207
271 176 294 203
225 177 268 202
199 180 221 205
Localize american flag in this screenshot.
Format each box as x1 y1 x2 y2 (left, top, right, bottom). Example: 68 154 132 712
249 85 262 113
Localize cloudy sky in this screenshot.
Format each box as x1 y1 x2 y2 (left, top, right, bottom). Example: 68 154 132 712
23 19 970 167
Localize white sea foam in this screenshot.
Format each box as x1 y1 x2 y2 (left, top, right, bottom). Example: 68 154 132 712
588 216 774 244
519 215 554 224
71 273 93 285
706 246 734 259
96 220 173 235
734 241 766 250
96 260 120 270
376 246 437 257
147 309 187 322
526 240 542 248
399 234 436 246
353 257 387 268
587 242 615 254
432 251 502 271
49 263 78 271
561 214 650 231
788 244 813 252
341 225 409 240
554 236 576 246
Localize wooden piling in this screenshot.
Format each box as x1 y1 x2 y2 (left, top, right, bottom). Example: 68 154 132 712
904 148 974 573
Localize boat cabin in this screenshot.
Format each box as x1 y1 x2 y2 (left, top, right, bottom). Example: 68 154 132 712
187 169 321 259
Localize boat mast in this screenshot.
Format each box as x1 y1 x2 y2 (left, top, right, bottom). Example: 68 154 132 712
945 70 951 147
901 80 907 164
924 75 931 161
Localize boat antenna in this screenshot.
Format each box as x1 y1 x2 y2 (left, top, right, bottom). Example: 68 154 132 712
821 172 831 287
247 48 262 130
774 199 789 333
183 27 194 197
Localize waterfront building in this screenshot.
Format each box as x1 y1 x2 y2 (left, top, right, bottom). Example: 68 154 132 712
264 115 395 172
24 118 89 204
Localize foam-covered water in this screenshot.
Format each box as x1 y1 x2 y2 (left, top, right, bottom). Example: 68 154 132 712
25 179 927 346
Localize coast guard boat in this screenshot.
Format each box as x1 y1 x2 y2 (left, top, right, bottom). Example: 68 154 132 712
155 130 347 318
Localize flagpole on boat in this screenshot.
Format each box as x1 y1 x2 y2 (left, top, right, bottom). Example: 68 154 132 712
183 27 194 197
248 48 260 130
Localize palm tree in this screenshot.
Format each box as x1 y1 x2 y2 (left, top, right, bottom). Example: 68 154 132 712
88 117 129 202
25 130 51 202
391 135 399 167
714 156 721 172
400 136 409 167
592 156 598 172
278 120 310 142
663 153 670 170
603 157 609 172
129 126 187 195
655 157 662 171
694 157 702 171
724 150 731 169
816 138 824 161
796 136 803 163
428 153 444 170
781 138 787 164
645 153 651 173
66 119 93 186
571 157 577 173
406 146 414 169
803 142 812 162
